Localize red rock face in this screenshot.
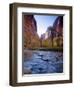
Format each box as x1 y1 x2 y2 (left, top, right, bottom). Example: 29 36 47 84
24 15 40 49
25 16 37 31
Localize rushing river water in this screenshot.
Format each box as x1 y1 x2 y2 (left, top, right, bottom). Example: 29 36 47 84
23 50 63 74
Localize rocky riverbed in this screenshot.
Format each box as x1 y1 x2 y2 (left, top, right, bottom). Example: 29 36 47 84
23 50 63 74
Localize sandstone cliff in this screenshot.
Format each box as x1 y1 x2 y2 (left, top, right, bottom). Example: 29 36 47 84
24 15 40 49
53 16 63 47
41 16 63 48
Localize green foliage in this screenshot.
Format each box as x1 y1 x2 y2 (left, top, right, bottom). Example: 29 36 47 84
42 39 52 48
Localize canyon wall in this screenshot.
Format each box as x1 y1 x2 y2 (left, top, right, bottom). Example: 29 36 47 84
53 16 63 47
41 16 63 48
24 15 40 49
24 15 63 49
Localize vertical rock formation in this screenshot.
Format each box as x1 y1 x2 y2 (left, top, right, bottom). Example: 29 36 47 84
41 27 54 48
24 15 40 49
40 16 63 48
53 16 63 47
53 16 63 36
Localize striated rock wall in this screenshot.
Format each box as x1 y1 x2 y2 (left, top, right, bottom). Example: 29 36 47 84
24 15 40 49
53 16 63 35
53 16 63 47
41 16 63 48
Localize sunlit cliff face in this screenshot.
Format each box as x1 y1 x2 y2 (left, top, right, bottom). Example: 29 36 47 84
24 15 37 33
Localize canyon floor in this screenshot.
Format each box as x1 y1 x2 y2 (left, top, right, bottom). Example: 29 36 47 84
23 50 63 74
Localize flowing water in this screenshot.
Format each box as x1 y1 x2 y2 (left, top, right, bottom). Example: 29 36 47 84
23 50 63 74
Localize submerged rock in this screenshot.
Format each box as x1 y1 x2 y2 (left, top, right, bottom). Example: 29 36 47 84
24 67 32 74
23 50 63 74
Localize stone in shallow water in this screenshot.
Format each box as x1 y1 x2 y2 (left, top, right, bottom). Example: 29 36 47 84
24 59 48 74
24 67 32 74
33 53 42 59
23 50 63 74
50 60 63 73
47 65 57 73
31 62 47 74
42 56 50 61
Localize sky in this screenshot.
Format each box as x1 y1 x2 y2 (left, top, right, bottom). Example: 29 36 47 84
34 15 58 37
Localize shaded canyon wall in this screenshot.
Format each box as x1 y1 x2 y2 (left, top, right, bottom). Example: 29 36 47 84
24 15 40 49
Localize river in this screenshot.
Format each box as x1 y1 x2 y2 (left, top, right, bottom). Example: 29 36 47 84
23 50 63 74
